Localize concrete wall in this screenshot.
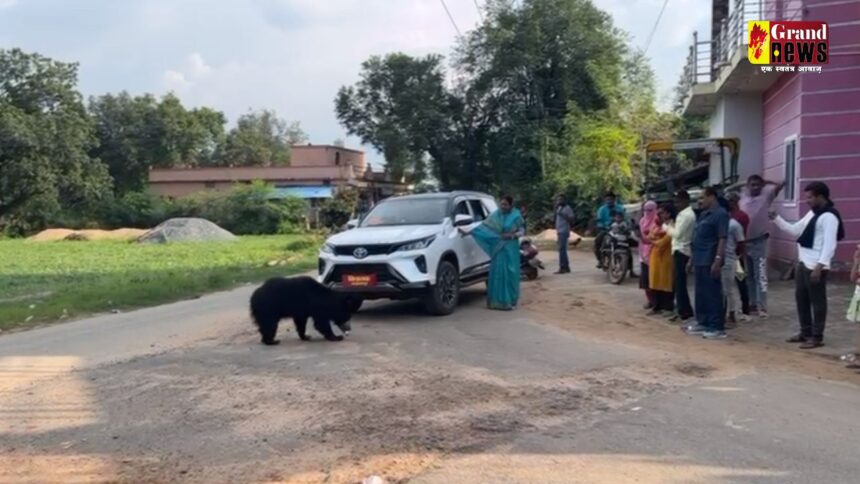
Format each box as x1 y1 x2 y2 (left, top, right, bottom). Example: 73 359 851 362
708 93 764 182
290 145 366 173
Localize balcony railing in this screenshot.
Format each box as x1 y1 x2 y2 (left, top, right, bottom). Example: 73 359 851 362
678 0 805 105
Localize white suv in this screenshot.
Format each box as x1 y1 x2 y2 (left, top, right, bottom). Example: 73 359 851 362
318 192 497 315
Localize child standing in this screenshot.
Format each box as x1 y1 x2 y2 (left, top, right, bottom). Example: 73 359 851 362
847 244 860 371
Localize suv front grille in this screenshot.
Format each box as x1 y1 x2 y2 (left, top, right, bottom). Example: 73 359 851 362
325 264 406 285
333 244 394 257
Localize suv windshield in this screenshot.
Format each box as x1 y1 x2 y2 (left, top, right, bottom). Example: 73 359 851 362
360 198 449 227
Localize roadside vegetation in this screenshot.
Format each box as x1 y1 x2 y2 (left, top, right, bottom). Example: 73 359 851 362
0 235 319 331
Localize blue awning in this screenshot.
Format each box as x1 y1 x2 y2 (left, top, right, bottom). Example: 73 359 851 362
271 186 334 199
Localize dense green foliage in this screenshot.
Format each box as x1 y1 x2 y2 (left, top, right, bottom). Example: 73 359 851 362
95 182 308 235
335 0 699 230
222 111 307 168
0 235 319 329
0 48 309 234
318 187 359 230
88 92 228 193
0 49 112 233
183 182 308 235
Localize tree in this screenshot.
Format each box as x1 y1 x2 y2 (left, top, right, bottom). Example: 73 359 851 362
0 48 111 229
334 0 673 225
88 92 160 194
613 49 676 189
332 137 345 147
223 109 301 166
285 120 309 146
335 0 628 194
456 0 626 192
89 92 228 193
190 106 227 166
556 113 638 203
335 53 453 182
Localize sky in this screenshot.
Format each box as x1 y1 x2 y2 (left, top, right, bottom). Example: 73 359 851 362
0 0 710 167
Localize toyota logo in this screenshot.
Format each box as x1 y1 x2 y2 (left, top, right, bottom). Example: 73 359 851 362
353 247 369 259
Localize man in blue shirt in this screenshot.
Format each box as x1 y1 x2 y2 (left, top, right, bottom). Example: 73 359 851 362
594 192 626 268
686 187 730 339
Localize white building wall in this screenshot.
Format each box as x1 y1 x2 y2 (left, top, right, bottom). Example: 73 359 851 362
707 93 764 184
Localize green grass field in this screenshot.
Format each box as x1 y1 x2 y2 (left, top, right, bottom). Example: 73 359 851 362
0 235 320 331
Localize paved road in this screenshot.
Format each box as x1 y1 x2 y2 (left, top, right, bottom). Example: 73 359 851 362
2 276 859 483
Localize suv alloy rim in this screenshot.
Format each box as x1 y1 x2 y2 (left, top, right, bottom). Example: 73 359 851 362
439 265 457 307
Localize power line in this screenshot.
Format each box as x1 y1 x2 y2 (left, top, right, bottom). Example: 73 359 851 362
643 0 669 55
473 0 483 21
439 0 463 38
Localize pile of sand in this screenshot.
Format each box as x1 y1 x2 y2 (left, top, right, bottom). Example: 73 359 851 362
29 228 148 242
533 229 583 245
137 218 237 244
29 229 76 241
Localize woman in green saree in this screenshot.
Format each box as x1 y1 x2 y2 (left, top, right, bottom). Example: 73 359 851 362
462 195 525 310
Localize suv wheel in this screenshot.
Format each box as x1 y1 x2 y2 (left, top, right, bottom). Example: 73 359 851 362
424 260 460 315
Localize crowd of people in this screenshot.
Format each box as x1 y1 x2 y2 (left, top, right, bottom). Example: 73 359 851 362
461 177 859 372
552 177 858 363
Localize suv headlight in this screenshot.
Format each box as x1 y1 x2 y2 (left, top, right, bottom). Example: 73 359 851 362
395 236 436 252
321 243 335 254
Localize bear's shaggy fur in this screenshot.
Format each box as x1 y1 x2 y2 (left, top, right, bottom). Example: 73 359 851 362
250 276 353 345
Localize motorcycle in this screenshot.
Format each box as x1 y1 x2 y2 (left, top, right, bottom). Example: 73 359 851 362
520 237 544 280
600 230 636 285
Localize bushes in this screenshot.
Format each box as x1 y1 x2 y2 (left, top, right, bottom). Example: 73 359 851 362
275 196 308 234
177 182 308 235
100 191 171 229
4 180 312 237
319 187 358 230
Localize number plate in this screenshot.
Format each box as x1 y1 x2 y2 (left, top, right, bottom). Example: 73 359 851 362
342 274 377 287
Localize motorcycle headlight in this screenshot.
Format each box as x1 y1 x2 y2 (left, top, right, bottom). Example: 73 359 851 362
321 243 335 254
395 236 436 252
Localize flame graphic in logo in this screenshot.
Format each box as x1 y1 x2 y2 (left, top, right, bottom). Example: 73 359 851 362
750 24 767 59
747 21 771 64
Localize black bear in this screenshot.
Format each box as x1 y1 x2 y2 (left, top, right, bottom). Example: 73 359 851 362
250 276 353 345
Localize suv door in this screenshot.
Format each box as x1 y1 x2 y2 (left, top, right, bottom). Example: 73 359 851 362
469 197 494 272
451 197 481 277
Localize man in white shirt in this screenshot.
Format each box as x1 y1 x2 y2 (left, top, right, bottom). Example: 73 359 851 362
770 181 845 349
664 190 695 321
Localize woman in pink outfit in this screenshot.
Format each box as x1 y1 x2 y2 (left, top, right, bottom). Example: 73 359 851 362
638 201 659 310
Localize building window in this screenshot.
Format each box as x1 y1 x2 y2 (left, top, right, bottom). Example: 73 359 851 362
335 152 341 165
784 138 796 201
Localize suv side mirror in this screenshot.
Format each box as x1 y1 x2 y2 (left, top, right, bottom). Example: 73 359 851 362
346 218 359 230
454 214 474 227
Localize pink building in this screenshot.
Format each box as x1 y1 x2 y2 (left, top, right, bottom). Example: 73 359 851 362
680 0 860 270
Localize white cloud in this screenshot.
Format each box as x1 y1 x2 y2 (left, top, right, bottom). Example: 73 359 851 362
161 69 191 91
0 0 17 9
187 53 212 78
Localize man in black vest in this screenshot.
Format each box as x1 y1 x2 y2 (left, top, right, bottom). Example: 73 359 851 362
770 181 845 349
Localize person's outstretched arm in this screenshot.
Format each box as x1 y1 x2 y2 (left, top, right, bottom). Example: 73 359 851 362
772 211 811 238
